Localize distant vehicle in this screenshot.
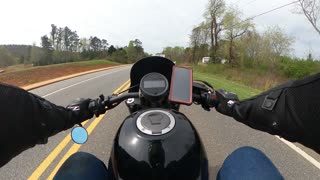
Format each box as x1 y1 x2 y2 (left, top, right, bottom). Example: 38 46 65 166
202 57 210 64
221 59 227 64
155 53 166 58
202 57 228 64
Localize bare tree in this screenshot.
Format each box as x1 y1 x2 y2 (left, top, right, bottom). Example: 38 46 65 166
190 26 202 63
237 30 262 65
296 0 320 35
204 0 226 60
264 26 294 57
190 22 210 63
223 7 253 66
79 38 90 52
50 24 57 50
263 26 294 64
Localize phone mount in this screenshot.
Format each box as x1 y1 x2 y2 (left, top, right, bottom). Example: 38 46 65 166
169 66 193 105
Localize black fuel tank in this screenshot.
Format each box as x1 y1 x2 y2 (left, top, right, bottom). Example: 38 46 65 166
109 109 208 180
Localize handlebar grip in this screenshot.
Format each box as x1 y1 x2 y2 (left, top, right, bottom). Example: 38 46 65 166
208 93 218 107
88 95 107 117
193 92 217 111
88 100 101 117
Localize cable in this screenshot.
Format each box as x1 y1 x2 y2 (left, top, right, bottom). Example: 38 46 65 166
245 1 299 22
227 0 299 29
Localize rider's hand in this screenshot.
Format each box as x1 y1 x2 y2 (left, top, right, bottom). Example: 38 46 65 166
215 90 239 117
89 95 107 117
67 98 94 124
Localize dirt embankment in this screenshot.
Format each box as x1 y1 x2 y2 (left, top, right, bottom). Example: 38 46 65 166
0 63 117 87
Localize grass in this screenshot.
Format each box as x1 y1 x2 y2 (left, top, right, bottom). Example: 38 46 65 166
194 72 261 100
2 64 34 73
2 60 119 73
67 59 119 66
193 63 290 91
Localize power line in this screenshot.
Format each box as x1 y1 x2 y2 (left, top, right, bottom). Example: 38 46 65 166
229 0 299 29
240 0 299 23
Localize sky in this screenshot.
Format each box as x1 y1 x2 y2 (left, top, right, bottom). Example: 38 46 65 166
0 0 319 58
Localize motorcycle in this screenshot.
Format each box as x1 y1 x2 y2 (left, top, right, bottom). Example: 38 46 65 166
71 56 218 180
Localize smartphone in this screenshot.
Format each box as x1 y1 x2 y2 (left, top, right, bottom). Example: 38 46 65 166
169 66 193 105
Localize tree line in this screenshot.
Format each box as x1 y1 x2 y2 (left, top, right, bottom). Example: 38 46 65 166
37 24 149 65
0 24 149 68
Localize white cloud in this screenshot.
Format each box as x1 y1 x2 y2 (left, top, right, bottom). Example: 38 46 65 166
0 0 319 58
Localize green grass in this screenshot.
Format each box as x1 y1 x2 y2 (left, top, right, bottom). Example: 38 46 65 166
49 59 119 67
3 59 120 73
3 64 31 72
72 59 120 66
194 72 262 100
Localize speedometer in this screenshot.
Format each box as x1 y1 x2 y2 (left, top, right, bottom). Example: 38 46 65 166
143 80 166 88
140 73 169 101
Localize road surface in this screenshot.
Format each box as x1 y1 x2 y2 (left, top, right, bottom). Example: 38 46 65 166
0 65 319 179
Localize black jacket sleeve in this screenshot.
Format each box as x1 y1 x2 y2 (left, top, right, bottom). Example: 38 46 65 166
0 83 77 167
231 73 320 152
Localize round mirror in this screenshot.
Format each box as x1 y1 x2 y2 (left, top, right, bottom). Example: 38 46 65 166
71 126 88 144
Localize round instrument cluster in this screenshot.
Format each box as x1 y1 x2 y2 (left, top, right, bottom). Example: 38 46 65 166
139 73 169 101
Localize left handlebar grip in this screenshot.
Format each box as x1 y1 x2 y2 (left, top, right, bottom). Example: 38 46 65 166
88 101 97 112
88 95 107 117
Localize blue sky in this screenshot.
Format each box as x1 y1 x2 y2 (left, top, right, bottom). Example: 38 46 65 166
0 0 319 58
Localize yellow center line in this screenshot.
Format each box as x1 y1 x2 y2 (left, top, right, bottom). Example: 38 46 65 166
28 80 130 180
47 82 131 179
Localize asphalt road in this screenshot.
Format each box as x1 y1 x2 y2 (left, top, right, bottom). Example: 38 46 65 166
0 65 320 179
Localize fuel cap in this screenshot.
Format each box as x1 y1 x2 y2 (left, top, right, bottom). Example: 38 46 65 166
136 110 175 135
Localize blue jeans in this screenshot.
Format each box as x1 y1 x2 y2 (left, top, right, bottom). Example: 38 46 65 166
54 147 283 180
54 152 109 180
217 146 283 180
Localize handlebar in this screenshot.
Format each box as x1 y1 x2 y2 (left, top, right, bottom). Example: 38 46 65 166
107 92 140 105
89 90 217 117
88 92 139 117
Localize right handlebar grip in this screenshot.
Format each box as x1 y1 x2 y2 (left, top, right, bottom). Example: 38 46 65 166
207 93 218 108
193 92 218 111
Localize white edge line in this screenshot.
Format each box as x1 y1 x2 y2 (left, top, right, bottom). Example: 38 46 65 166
42 68 127 98
275 135 320 170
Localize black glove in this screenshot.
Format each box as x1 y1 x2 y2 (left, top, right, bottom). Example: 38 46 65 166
89 95 107 117
215 89 239 117
66 98 94 124
193 80 217 111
